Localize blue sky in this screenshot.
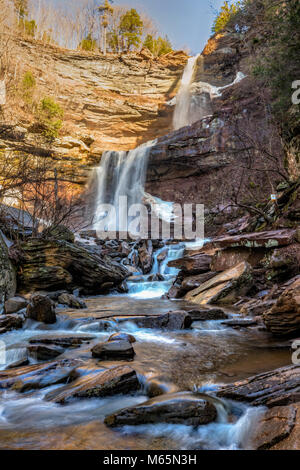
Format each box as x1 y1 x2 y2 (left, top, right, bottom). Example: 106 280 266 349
116 0 226 54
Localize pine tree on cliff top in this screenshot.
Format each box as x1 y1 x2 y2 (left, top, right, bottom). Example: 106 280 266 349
119 8 143 52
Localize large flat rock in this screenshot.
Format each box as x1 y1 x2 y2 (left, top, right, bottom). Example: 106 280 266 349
204 230 296 251
217 364 300 407
0 359 80 392
104 392 217 427
45 365 140 403
185 261 252 305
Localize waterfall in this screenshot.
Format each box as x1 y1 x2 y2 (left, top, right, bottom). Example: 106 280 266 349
172 54 200 130
92 140 154 234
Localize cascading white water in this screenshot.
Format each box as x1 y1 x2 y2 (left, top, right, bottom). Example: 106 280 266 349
92 140 154 233
172 54 200 130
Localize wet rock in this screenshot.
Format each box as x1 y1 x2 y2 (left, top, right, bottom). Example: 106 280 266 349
29 335 95 348
147 381 168 398
26 294 56 324
185 262 253 305
157 248 168 263
4 296 28 314
108 333 136 344
263 278 300 337
134 311 192 330
28 344 65 361
45 365 140 403
138 241 153 274
104 392 217 427
0 314 24 334
147 273 164 282
252 405 297 450
180 272 218 295
188 308 228 321
116 281 129 294
0 360 80 392
57 293 87 309
222 318 258 328
217 364 300 407
168 253 211 275
205 229 296 251
91 340 135 360
17 238 128 294
0 231 16 304
240 298 276 317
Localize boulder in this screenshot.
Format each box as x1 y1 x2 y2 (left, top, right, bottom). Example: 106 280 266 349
263 278 300 337
168 253 211 275
0 231 16 304
104 392 217 427
57 293 87 309
168 272 218 299
252 405 297 450
181 272 218 293
26 294 56 324
45 365 140 403
0 359 80 392
133 311 192 330
138 241 153 274
204 229 296 251
108 333 136 344
27 344 65 361
185 262 253 305
17 238 128 294
188 308 228 321
4 296 28 314
157 248 168 263
221 318 258 328
91 340 135 360
0 314 24 334
217 364 300 407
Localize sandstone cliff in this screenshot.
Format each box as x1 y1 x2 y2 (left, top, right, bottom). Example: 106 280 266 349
2 36 187 151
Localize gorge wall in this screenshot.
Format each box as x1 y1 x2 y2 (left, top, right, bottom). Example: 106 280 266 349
0 35 187 186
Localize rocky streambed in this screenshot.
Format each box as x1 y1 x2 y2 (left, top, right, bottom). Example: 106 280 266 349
0 227 299 450
0 290 295 451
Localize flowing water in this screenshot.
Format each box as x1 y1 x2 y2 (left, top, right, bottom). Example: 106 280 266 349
172 54 200 130
91 140 155 235
0 245 291 450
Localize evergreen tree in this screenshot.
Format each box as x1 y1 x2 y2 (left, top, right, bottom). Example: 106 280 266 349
143 34 173 56
119 8 143 52
79 33 97 52
212 1 240 33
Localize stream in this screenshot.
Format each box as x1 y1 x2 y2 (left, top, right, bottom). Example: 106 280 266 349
0 243 291 450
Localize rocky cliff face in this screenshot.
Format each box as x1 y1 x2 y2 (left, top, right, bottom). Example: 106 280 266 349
0 36 187 189
145 31 288 218
3 37 187 151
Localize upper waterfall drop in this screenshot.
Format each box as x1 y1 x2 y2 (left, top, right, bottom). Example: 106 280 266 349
172 54 200 130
